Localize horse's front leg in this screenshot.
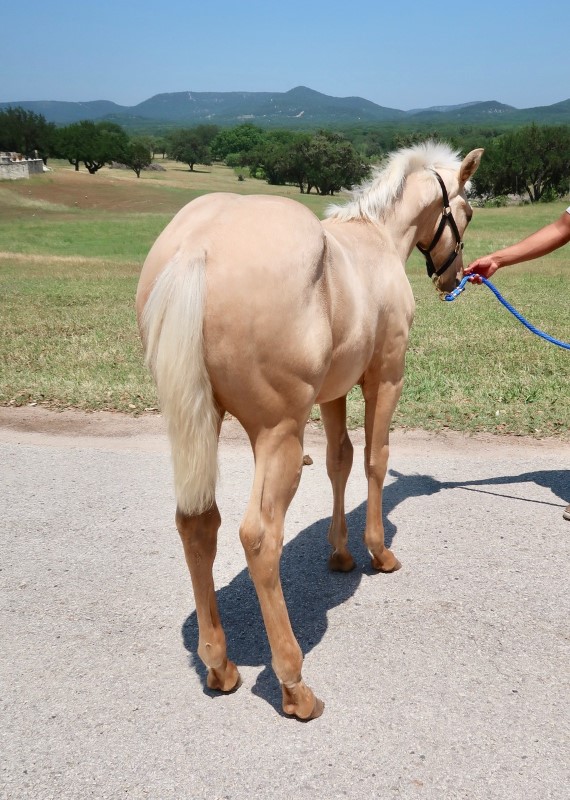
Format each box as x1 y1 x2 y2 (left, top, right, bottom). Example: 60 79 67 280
320 396 355 572
361 368 405 573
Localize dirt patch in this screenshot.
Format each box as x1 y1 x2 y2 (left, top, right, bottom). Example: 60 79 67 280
1 406 567 458
3 168 186 214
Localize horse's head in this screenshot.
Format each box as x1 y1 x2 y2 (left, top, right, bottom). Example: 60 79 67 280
417 149 484 295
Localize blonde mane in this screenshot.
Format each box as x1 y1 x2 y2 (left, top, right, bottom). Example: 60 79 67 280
326 141 462 222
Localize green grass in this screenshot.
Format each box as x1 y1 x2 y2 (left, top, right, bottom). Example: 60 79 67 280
397 254 569 435
0 258 154 412
0 213 171 260
0 163 568 436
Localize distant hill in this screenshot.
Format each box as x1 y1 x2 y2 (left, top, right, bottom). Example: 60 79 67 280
2 86 569 129
511 98 570 124
129 86 408 126
0 99 126 125
407 100 517 123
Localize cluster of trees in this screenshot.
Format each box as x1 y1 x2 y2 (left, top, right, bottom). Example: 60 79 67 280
345 123 570 203
342 124 503 161
469 124 570 202
215 126 369 194
2 107 569 202
166 123 369 194
0 107 54 160
54 120 154 177
167 124 218 171
0 108 153 177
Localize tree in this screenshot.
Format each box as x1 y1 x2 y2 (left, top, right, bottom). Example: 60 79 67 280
168 125 219 171
250 130 311 191
0 107 55 160
472 124 570 202
304 131 369 195
83 121 129 174
122 139 152 178
53 121 89 170
153 137 169 159
54 120 129 173
210 123 265 164
131 134 156 159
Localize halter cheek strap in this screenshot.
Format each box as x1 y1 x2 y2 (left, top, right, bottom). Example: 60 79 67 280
417 171 464 279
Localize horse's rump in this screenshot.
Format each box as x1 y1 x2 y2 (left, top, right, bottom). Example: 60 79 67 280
188 195 334 421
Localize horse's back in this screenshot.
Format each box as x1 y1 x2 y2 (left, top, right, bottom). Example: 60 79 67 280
138 192 326 305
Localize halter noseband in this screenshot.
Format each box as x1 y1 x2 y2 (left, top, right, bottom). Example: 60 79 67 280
417 171 464 279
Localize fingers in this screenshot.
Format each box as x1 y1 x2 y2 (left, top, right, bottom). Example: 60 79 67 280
464 260 485 283
465 256 500 281
464 257 486 274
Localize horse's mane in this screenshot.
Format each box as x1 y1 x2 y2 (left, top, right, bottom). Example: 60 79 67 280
326 141 462 222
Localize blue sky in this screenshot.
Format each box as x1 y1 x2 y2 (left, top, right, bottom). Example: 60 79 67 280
2 0 568 110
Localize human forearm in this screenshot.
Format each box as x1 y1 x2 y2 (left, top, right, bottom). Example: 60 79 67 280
493 215 570 266
466 211 570 278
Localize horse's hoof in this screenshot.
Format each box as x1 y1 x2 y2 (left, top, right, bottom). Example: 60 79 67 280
284 695 325 721
282 682 324 721
306 696 325 720
371 550 402 573
206 660 241 693
328 551 355 572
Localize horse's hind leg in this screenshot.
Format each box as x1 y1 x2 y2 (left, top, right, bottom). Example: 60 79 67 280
240 422 324 720
320 396 355 572
176 502 240 692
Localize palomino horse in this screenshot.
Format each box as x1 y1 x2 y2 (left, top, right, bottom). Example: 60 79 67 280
136 142 483 720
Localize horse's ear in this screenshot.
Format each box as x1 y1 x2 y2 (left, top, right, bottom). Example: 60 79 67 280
459 148 484 184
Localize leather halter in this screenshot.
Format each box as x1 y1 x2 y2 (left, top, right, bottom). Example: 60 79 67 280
417 171 464 279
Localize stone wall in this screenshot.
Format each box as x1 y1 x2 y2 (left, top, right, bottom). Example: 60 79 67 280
27 158 44 176
0 152 45 180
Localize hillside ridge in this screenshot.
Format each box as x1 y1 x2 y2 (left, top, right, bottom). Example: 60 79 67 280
2 87 569 128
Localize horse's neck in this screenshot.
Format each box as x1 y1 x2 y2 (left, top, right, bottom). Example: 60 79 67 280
383 173 440 264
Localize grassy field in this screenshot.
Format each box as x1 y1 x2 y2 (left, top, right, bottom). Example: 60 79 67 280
0 159 568 437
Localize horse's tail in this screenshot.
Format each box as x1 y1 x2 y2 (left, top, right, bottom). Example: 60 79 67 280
140 253 219 516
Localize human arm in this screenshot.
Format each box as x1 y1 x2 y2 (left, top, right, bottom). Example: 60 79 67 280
465 209 570 281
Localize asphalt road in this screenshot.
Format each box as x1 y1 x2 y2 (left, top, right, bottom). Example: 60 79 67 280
1 409 569 800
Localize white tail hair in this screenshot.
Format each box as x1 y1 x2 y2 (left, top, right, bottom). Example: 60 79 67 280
141 253 219 515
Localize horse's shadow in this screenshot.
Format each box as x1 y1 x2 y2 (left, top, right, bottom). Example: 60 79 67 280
182 503 365 713
181 466 568 712
433 468 569 509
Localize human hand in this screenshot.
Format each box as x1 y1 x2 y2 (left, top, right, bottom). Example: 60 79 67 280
464 255 501 283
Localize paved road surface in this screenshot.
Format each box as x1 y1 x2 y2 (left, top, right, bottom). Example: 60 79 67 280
1 409 569 800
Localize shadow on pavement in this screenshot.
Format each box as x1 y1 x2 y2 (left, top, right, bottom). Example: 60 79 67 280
181 466 568 712
388 467 569 509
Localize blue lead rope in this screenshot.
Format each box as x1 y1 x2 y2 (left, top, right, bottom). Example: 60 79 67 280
444 275 570 350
